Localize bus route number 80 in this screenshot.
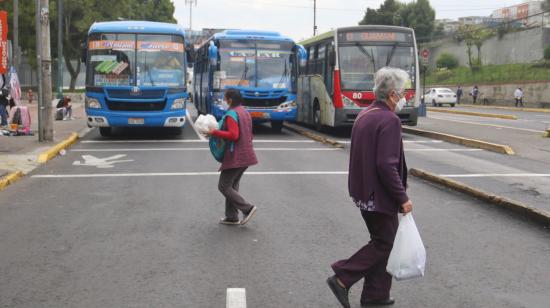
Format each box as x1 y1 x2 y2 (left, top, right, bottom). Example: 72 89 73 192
352 92 363 100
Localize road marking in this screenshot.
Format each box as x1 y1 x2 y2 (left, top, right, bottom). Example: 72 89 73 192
428 116 545 133
71 148 341 152
337 140 444 144
31 171 349 178
80 139 315 144
227 288 246 308
186 112 207 141
72 154 134 169
405 148 482 152
441 173 550 178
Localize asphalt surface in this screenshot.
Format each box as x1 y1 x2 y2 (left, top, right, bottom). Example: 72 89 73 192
1 113 550 307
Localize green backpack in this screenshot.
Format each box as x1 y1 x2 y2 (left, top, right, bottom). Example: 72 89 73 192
209 110 239 163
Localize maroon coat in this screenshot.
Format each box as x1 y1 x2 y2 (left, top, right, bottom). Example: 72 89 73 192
220 105 258 170
348 100 408 216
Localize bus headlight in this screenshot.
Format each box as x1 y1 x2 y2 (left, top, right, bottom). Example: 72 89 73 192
85 97 101 109
277 101 297 109
342 95 356 106
171 98 185 109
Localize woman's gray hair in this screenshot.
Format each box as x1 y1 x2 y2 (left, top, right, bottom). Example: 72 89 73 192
373 67 409 100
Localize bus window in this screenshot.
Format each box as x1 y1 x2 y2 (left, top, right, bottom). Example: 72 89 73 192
86 33 135 87
136 34 186 88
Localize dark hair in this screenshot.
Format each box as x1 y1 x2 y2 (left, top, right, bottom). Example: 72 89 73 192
224 88 243 107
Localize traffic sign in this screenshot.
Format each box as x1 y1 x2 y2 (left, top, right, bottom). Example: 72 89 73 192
422 49 430 59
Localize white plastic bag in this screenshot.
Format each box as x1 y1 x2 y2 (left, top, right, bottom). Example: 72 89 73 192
386 214 426 281
194 114 218 135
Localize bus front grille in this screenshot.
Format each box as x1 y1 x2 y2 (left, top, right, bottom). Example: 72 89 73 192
243 96 287 108
106 100 166 112
106 89 166 100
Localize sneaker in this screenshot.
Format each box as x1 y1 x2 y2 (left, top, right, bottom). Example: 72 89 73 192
240 206 257 225
219 218 241 225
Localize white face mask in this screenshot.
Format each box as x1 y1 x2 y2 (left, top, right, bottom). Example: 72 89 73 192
395 97 406 113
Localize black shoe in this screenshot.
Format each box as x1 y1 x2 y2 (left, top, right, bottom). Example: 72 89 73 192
361 297 395 306
326 275 350 308
241 206 257 225
219 218 241 225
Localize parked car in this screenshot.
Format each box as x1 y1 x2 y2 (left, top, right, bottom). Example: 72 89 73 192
423 88 457 107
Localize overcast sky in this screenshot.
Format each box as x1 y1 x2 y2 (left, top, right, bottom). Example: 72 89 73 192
173 0 526 41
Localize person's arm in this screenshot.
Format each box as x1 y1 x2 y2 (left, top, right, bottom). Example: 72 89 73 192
211 117 239 141
375 116 409 206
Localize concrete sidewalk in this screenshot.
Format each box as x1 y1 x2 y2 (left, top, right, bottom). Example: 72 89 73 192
0 96 88 176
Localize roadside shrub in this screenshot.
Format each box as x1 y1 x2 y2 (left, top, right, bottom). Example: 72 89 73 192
544 46 550 60
436 53 459 70
434 69 454 82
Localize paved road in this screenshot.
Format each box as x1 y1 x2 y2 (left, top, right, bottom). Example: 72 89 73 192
1 118 549 307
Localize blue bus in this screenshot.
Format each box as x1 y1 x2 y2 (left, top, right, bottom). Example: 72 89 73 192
83 21 192 136
193 30 306 132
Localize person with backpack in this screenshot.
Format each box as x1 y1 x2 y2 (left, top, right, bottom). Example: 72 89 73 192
207 88 258 225
471 85 479 104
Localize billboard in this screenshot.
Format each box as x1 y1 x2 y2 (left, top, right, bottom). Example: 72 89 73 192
0 10 8 74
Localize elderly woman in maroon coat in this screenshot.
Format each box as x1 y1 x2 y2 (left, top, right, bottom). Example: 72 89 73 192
327 67 413 308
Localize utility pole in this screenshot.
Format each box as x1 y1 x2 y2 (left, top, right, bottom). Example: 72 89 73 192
36 0 53 142
56 0 63 99
185 0 197 30
13 0 18 72
313 0 317 36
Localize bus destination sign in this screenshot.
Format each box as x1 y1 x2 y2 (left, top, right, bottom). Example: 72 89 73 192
342 32 408 43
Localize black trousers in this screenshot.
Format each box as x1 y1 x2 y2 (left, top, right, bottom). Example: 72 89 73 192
515 98 523 107
331 211 399 301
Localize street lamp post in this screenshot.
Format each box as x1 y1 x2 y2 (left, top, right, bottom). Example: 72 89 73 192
313 0 317 36
185 0 197 30
56 0 63 99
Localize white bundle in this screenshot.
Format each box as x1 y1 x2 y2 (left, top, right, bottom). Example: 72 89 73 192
386 214 426 281
194 114 218 135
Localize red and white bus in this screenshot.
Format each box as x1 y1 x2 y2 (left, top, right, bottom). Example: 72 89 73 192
297 25 420 130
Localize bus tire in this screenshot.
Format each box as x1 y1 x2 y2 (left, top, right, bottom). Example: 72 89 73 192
313 102 322 131
171 127 183 136
271 120 284 132
99 127 112 137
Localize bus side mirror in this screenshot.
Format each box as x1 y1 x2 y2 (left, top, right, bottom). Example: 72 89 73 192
329 49 336 67
297 45 307 68
208 41 218 66
186 44 195 68
81 43 87 64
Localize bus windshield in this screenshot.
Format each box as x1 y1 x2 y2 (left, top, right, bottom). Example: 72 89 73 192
86 33 185 88
216 40 294 90
339 44 415 91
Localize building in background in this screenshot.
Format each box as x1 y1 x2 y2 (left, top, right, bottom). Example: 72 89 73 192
490 1 544 27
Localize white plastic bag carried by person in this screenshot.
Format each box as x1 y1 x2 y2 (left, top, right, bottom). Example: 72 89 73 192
194 114 218 135
386 214 426 281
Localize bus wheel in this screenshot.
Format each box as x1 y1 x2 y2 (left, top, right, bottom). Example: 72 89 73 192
313 103 322 131
99 127 112 137
271 120 284 132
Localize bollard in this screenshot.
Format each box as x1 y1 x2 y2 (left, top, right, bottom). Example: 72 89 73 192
418 101 427 117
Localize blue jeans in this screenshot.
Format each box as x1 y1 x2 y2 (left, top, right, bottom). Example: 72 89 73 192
0 105 8 126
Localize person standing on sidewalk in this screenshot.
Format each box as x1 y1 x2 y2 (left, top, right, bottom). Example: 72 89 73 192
327 67 413 308
208 88 258 225
456 85 463 104
0 88 10 127
514 87 524 107
471 85 479 104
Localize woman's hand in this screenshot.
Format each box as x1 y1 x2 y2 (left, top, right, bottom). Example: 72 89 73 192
401 200 413 215
205 128 216 137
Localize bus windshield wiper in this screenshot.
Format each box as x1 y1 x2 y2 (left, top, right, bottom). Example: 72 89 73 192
386 43 398 66
238 55 249 87
355 42 376 71
276 58 288 89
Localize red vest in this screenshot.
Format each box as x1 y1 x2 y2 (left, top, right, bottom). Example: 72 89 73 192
221 106 258 170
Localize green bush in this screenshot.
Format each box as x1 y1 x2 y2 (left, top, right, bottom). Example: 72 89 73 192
434 69 454 81
544 46 550 60
436 53 459 69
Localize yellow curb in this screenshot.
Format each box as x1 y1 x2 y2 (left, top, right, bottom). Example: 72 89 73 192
283 123 344 148
402 127 515 155
427 107 517 120
37 132 79 163
544 129 550 138
0 171 24 191
461 104 550 113
410 168 550 226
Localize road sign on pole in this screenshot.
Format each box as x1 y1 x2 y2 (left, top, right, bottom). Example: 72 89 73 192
421 48 430 66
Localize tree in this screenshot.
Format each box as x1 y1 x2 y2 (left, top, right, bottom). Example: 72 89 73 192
400 0 436 41
359 0 403 26
456 25 494 68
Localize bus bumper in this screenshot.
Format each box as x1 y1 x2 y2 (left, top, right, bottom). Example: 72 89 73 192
335 107 362 126
86 109 186 128
213 105 298 122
